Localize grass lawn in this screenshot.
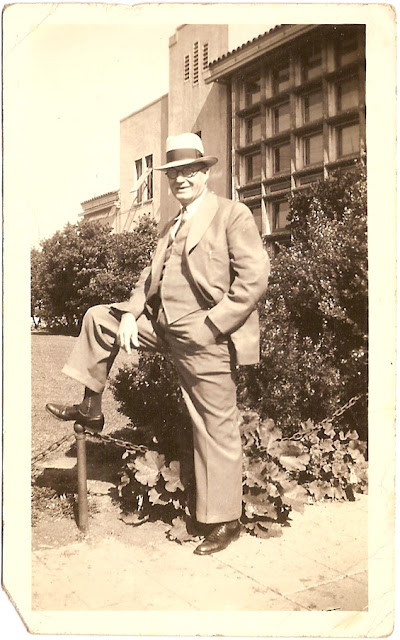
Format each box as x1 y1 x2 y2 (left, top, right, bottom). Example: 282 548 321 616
31 332 136 458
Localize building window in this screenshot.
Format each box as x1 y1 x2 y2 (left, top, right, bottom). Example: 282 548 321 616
273 102 290 134
303 132 323 166
273 143 291 174
202 42 209 71
193 41 199 84
144 155 153 201
336 76 359 112
135 158 143 203
250 205 262 233
273 200 290 231
244 73 261 107
245 114 261 144
245 152 262 182
301 41 323 81
337 122 360 157
273 60 290 94
184 54 190 82
336 34 359 66
303 89 323 123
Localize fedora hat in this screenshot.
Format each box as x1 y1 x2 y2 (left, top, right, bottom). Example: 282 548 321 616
155 133 218 170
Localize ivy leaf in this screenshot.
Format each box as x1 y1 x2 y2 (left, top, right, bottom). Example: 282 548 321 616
245 460 268 488
254 522 283 539
148 488 171 505
281 485 308 513
258 420 282 450
161 461 185 492
264 460 287 483
239 410 261 434
279 442 311 471
345 430 359 440
120 512 149 526
134 450 165 487
323 424 336 438
243 492 278 519
167 517 196 543
319 439 335 453
307 480 329 501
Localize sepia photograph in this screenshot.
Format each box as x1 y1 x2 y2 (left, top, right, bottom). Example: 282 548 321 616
2 2 396 637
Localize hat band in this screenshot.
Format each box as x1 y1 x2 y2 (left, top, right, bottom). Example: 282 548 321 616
166 148 203 164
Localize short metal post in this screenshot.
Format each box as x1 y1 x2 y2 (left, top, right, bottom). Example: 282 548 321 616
74 422 88 532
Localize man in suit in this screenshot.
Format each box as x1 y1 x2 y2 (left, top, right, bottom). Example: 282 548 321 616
46 133 270 555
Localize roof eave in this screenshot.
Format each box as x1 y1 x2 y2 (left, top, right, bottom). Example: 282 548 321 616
206 24 319 84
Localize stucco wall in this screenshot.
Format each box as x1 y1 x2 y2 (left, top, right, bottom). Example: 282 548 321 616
167 24 230 221
119 94 169 231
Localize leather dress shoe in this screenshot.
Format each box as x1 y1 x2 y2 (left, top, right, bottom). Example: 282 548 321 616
193 520 241 555
46 403 104 432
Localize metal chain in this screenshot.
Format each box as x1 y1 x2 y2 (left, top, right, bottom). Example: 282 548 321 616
320 393 366 425
84 430 148 455
289 392 366 441
32 393 367 467
31 433 75 469
31 428 148 473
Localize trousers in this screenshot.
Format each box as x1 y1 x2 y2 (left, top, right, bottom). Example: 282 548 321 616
62 304 243 524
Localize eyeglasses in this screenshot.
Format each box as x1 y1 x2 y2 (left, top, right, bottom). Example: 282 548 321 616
165 166 203 180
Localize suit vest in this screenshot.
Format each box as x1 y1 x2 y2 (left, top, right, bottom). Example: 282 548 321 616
160 217 208 324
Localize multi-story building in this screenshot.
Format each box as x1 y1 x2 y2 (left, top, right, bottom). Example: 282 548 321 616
119 94 169 231
87 23 365 239
207 24 366 242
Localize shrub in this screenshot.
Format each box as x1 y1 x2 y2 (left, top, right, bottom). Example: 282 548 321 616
31 215 158 331
238 163 368 437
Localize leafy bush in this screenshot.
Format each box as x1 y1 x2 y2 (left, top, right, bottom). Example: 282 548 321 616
238 163 368 437
31 215 158 331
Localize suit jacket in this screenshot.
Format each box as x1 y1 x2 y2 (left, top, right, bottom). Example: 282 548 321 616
113 191 270 365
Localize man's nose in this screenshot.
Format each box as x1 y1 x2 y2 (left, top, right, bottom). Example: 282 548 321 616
175 173 186 182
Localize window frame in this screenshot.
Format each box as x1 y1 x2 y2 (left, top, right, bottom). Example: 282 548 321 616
302 88 323 124
193 41 199 85
272 199 290 231
303 132 324 167
244 151 262 182
202 42 209 71
272 142 291 175
184 54 190 82
273 101 291 134
144 154 153 201
336 121 360 158
336 75 359 113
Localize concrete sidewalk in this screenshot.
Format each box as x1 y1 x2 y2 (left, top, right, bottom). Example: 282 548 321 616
32 454 368 612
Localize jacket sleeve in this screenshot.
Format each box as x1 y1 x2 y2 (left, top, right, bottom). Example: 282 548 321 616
207 202 270 335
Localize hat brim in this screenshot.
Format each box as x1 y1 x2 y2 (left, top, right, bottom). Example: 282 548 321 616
154 156 218 171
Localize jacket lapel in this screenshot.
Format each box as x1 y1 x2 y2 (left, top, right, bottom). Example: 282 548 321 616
147 217 177 298
185 191 219 255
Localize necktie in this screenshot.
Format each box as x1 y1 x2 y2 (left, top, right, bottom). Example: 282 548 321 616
174 207 188 239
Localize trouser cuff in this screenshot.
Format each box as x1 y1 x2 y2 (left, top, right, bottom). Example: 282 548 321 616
62 364 105 394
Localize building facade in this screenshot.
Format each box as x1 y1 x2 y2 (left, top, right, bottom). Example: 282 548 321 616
79 190 120 230
207 24 366 241
119 94 169 231
88 23 365 237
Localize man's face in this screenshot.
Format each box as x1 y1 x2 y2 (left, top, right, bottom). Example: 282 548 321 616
167 163 209 206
